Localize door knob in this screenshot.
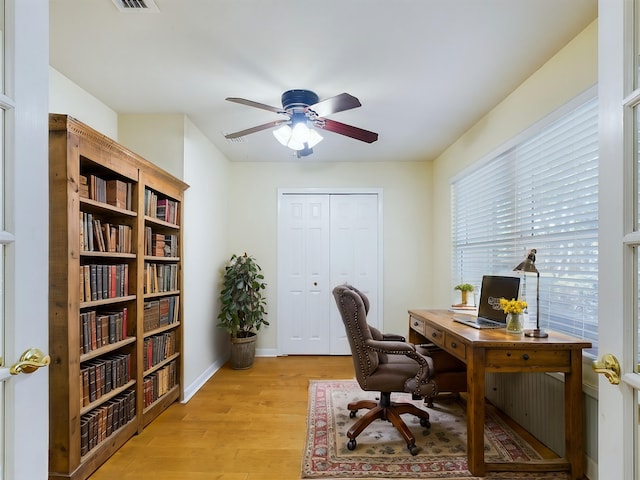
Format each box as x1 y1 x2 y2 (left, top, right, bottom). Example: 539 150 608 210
592 353 621 385
10 348 50 375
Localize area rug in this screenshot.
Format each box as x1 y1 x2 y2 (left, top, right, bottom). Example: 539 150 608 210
301 379 569 479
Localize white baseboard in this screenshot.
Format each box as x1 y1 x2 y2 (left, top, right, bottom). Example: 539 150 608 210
181 357 226 403
256 348 278 357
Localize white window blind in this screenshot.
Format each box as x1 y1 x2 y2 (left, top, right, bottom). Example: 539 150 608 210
451 97 598 355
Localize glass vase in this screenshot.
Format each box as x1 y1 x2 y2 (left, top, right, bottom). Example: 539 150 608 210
506 313 523 335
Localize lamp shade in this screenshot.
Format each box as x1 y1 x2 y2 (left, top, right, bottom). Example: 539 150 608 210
513 249 538 274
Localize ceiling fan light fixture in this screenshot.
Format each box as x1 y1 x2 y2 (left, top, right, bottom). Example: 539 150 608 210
306 128 323 148
290 121 310 144
273 125 292 146
273 121 323 152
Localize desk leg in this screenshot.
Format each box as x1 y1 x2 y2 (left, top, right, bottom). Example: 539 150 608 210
565 349 585 480
466 347 486 476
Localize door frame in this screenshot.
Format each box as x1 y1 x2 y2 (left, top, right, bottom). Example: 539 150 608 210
276 187 384 355
597 1 637 479
2 0 50 478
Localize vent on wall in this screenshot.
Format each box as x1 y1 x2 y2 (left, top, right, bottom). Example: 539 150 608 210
111 0 160 12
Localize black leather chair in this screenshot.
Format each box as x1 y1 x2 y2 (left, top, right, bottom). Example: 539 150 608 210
332 284 437 455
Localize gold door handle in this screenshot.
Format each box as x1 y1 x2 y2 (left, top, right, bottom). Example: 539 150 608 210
9 348 50 375
592 353 621 385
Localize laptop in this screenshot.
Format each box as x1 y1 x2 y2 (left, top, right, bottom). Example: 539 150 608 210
453 275 521 329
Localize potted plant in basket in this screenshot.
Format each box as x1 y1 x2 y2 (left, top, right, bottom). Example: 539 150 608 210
454 283 474 306
217 253 269 369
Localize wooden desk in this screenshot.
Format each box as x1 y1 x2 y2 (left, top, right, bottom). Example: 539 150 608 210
408 309 591 480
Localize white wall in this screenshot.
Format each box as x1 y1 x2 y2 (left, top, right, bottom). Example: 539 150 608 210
49 68 118 139
182 117 230 399
117 114 231 399
228 160 433 348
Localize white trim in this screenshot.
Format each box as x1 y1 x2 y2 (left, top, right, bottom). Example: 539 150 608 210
181 358 226 403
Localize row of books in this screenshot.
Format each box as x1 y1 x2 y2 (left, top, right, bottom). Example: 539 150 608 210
80 308 128 355
144 227 178 257
80 263 129 302
80 353 131 408
81 174 133 211
80 211 133 254
143 360 177 408
80 390 135 457
143 331 177 371
144 262 178 294
144 189 179 225
143 296 179 332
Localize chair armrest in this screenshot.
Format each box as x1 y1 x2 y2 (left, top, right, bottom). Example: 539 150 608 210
365 338 414 353
382 333 406 342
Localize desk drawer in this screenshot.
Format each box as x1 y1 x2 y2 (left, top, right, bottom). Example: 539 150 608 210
443 333 467 361
410 316 426 336
423 323 444 347
485 349 571 371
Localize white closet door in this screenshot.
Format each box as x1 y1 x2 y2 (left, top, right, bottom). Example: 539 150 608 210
329 194 379 354
278 195 331 354
278 191 381 355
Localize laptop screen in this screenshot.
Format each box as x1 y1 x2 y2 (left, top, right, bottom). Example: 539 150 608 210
477 275 521 323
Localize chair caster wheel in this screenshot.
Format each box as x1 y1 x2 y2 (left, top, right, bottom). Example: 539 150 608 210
420 418 431 428
408 444 419 456
349 410 357 418
347 439 357 450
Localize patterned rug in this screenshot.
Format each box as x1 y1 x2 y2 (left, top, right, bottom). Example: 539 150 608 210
301 379 570 479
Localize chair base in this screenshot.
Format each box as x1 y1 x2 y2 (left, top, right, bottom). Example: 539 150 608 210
346 392 431 455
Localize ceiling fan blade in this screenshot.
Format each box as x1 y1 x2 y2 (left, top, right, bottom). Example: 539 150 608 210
226 97 286 114
307 93 361 117
317 118 378 144
224 119 289 139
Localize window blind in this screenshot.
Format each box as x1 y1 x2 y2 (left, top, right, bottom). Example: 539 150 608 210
451 98 598 354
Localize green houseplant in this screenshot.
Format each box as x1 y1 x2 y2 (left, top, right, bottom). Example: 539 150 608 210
217 253 269 369
454 283 474 306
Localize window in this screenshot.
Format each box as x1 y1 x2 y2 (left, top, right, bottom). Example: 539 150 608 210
451 96 598 355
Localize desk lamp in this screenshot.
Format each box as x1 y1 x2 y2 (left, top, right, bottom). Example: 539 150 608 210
513 249 548 338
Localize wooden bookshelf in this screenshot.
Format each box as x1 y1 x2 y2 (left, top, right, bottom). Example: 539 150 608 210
48 114 188 480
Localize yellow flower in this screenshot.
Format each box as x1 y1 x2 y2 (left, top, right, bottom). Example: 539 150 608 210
499 297 527 314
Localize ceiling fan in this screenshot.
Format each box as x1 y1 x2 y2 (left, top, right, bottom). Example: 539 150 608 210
224 89 378 157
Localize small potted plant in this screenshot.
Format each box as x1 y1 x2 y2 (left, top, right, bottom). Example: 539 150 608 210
454 283 474 306
217 253 269 369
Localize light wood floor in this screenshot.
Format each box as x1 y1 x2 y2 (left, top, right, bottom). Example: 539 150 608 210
88 356 354 480
88 355 555 480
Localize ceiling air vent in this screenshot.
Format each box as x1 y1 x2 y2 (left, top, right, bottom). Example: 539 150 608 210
111 0 160 12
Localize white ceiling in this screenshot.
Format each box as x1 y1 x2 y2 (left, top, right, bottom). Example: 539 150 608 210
49 0 597 163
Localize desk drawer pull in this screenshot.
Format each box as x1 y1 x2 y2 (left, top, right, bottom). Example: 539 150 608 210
431 332 437 338
451 342 457 348
522 354 530 361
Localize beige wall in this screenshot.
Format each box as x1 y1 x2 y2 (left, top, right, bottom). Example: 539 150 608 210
430 19 598 306
228 160 433 349
118 114 186 179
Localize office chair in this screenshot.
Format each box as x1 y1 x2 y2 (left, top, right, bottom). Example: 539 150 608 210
332 284 437 455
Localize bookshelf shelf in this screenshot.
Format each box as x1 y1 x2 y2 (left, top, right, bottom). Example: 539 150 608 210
80 379 137 416
49 114 188 480
80 337 137 362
